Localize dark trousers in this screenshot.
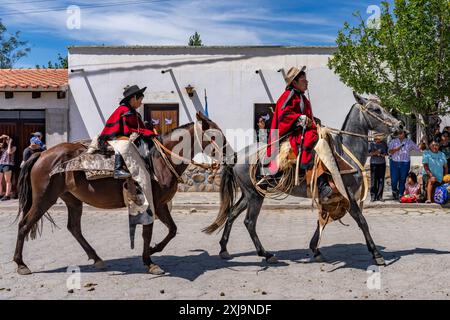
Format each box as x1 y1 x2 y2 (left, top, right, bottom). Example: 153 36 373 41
370 163 386 200
390 159 410 197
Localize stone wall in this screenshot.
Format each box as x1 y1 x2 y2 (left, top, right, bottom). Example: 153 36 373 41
178 165 223 192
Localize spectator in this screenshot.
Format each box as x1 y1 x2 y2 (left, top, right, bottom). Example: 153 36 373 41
0 134 17 201
388 129 420 200
443 126 450 134
31 132 47 150
369 133 388 202
433 128 442 143
256 116 269 144
404 172 421 197
439 131 450 167
422 140 448 203
21 137 44 168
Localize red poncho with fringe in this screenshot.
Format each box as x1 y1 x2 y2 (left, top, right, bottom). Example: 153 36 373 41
99 105 155 144
267 89 318 172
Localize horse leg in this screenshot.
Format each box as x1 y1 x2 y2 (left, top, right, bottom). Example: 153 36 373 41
148 204 177 254
141 223 164 275
243 195 277 263
14 194 59 275
60 193 105 269
348 199 385 266
219 195 248 260
308 220 326 262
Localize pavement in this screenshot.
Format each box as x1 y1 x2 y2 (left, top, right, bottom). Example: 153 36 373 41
1 194 450 300
0 192 447 212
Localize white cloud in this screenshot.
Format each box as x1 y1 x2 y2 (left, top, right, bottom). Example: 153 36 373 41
0 0 336 45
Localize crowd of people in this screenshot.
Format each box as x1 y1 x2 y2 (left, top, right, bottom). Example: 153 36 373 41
0 132 46 201
369 127 450 204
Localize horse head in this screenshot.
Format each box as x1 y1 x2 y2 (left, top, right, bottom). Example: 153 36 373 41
195 111 233 163
353 92 403 134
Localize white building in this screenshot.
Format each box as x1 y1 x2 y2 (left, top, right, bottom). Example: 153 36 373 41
68 46 356 151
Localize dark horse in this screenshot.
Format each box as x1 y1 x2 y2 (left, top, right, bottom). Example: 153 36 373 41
204 93 402 266
14 112 226 275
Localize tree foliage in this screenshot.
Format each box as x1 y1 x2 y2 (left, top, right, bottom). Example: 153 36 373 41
36 53 68 69
0 19 31 68
328 0 449 140
188 31 203 46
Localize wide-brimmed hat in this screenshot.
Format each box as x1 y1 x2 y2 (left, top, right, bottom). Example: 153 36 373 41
284 66 306 88
120 85 147 104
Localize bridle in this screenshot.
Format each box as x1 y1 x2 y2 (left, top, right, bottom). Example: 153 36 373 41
152 121 225 182
327 101 398 139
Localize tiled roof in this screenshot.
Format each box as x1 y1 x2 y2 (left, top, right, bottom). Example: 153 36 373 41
0 69 68 90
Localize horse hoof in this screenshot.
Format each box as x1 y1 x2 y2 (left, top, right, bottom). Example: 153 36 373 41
314 254 326 263
94 260 107 270
219 251 232 260
266 256 279 264
374 256 386 266
17 265 32 275
149 264 165 275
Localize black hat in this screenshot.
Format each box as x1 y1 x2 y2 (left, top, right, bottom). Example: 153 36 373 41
120 85 147 104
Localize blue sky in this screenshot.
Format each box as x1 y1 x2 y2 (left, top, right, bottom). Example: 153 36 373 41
0 0 392 68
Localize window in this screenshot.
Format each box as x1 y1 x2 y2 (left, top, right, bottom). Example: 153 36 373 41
254 103 275 144
144 104 179 135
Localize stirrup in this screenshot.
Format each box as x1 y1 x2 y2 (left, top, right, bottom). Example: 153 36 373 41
114 169 131 179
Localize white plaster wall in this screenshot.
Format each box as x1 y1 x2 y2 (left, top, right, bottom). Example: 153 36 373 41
68 46 356 150
0 92 67 110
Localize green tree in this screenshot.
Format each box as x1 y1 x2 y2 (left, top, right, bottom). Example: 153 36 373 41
0 19 31 68
328 0 449 141
36 53 68 69
188 31 203 46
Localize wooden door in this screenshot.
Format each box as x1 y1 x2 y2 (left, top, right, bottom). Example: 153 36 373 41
144 104 179 135
0 120 45 198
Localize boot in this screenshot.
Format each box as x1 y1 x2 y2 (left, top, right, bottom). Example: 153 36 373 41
114 153 131 179
317 174 333 201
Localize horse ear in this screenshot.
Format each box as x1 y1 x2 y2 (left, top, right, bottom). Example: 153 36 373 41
353 91 367 105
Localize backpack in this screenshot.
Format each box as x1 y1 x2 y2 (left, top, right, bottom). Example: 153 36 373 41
434 183 450 204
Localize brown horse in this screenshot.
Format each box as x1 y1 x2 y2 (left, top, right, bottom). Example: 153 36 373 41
14 112 227 275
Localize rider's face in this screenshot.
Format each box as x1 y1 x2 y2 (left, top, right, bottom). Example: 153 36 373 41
292 75 308 92
130 96 144 109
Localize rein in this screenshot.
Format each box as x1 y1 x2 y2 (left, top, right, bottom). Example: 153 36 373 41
151 122 222 183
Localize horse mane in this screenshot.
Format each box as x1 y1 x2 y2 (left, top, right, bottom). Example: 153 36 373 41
161 122 195 139
341 104 356 130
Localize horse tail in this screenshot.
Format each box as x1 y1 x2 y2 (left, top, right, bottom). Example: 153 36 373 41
16 152 41 224
202 163 238 234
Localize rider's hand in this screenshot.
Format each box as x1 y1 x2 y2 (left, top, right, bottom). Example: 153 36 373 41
297 115 311 128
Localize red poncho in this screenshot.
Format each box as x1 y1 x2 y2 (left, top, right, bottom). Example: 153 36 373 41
99 105 155 143
267 89 318 171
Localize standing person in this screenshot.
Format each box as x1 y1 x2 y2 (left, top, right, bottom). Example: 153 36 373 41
0 134 17 201
21 137 45 167
439 131 450 168
422 140 448 203
388 129 420 200
369 133 388 202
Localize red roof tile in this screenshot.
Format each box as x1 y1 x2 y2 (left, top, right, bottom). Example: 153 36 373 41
0 69 68 90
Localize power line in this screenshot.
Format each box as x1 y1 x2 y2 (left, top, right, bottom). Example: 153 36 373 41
0 0 174 16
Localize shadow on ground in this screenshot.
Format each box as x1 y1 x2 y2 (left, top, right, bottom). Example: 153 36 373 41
35 243 450 281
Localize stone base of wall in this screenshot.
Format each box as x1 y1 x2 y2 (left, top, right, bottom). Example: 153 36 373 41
178 163 424 192
177 164 223 192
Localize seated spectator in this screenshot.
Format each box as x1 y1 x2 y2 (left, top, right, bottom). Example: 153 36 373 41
20 137 44 168
422 140 448 203
0 134 17 201
404 172 421 197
